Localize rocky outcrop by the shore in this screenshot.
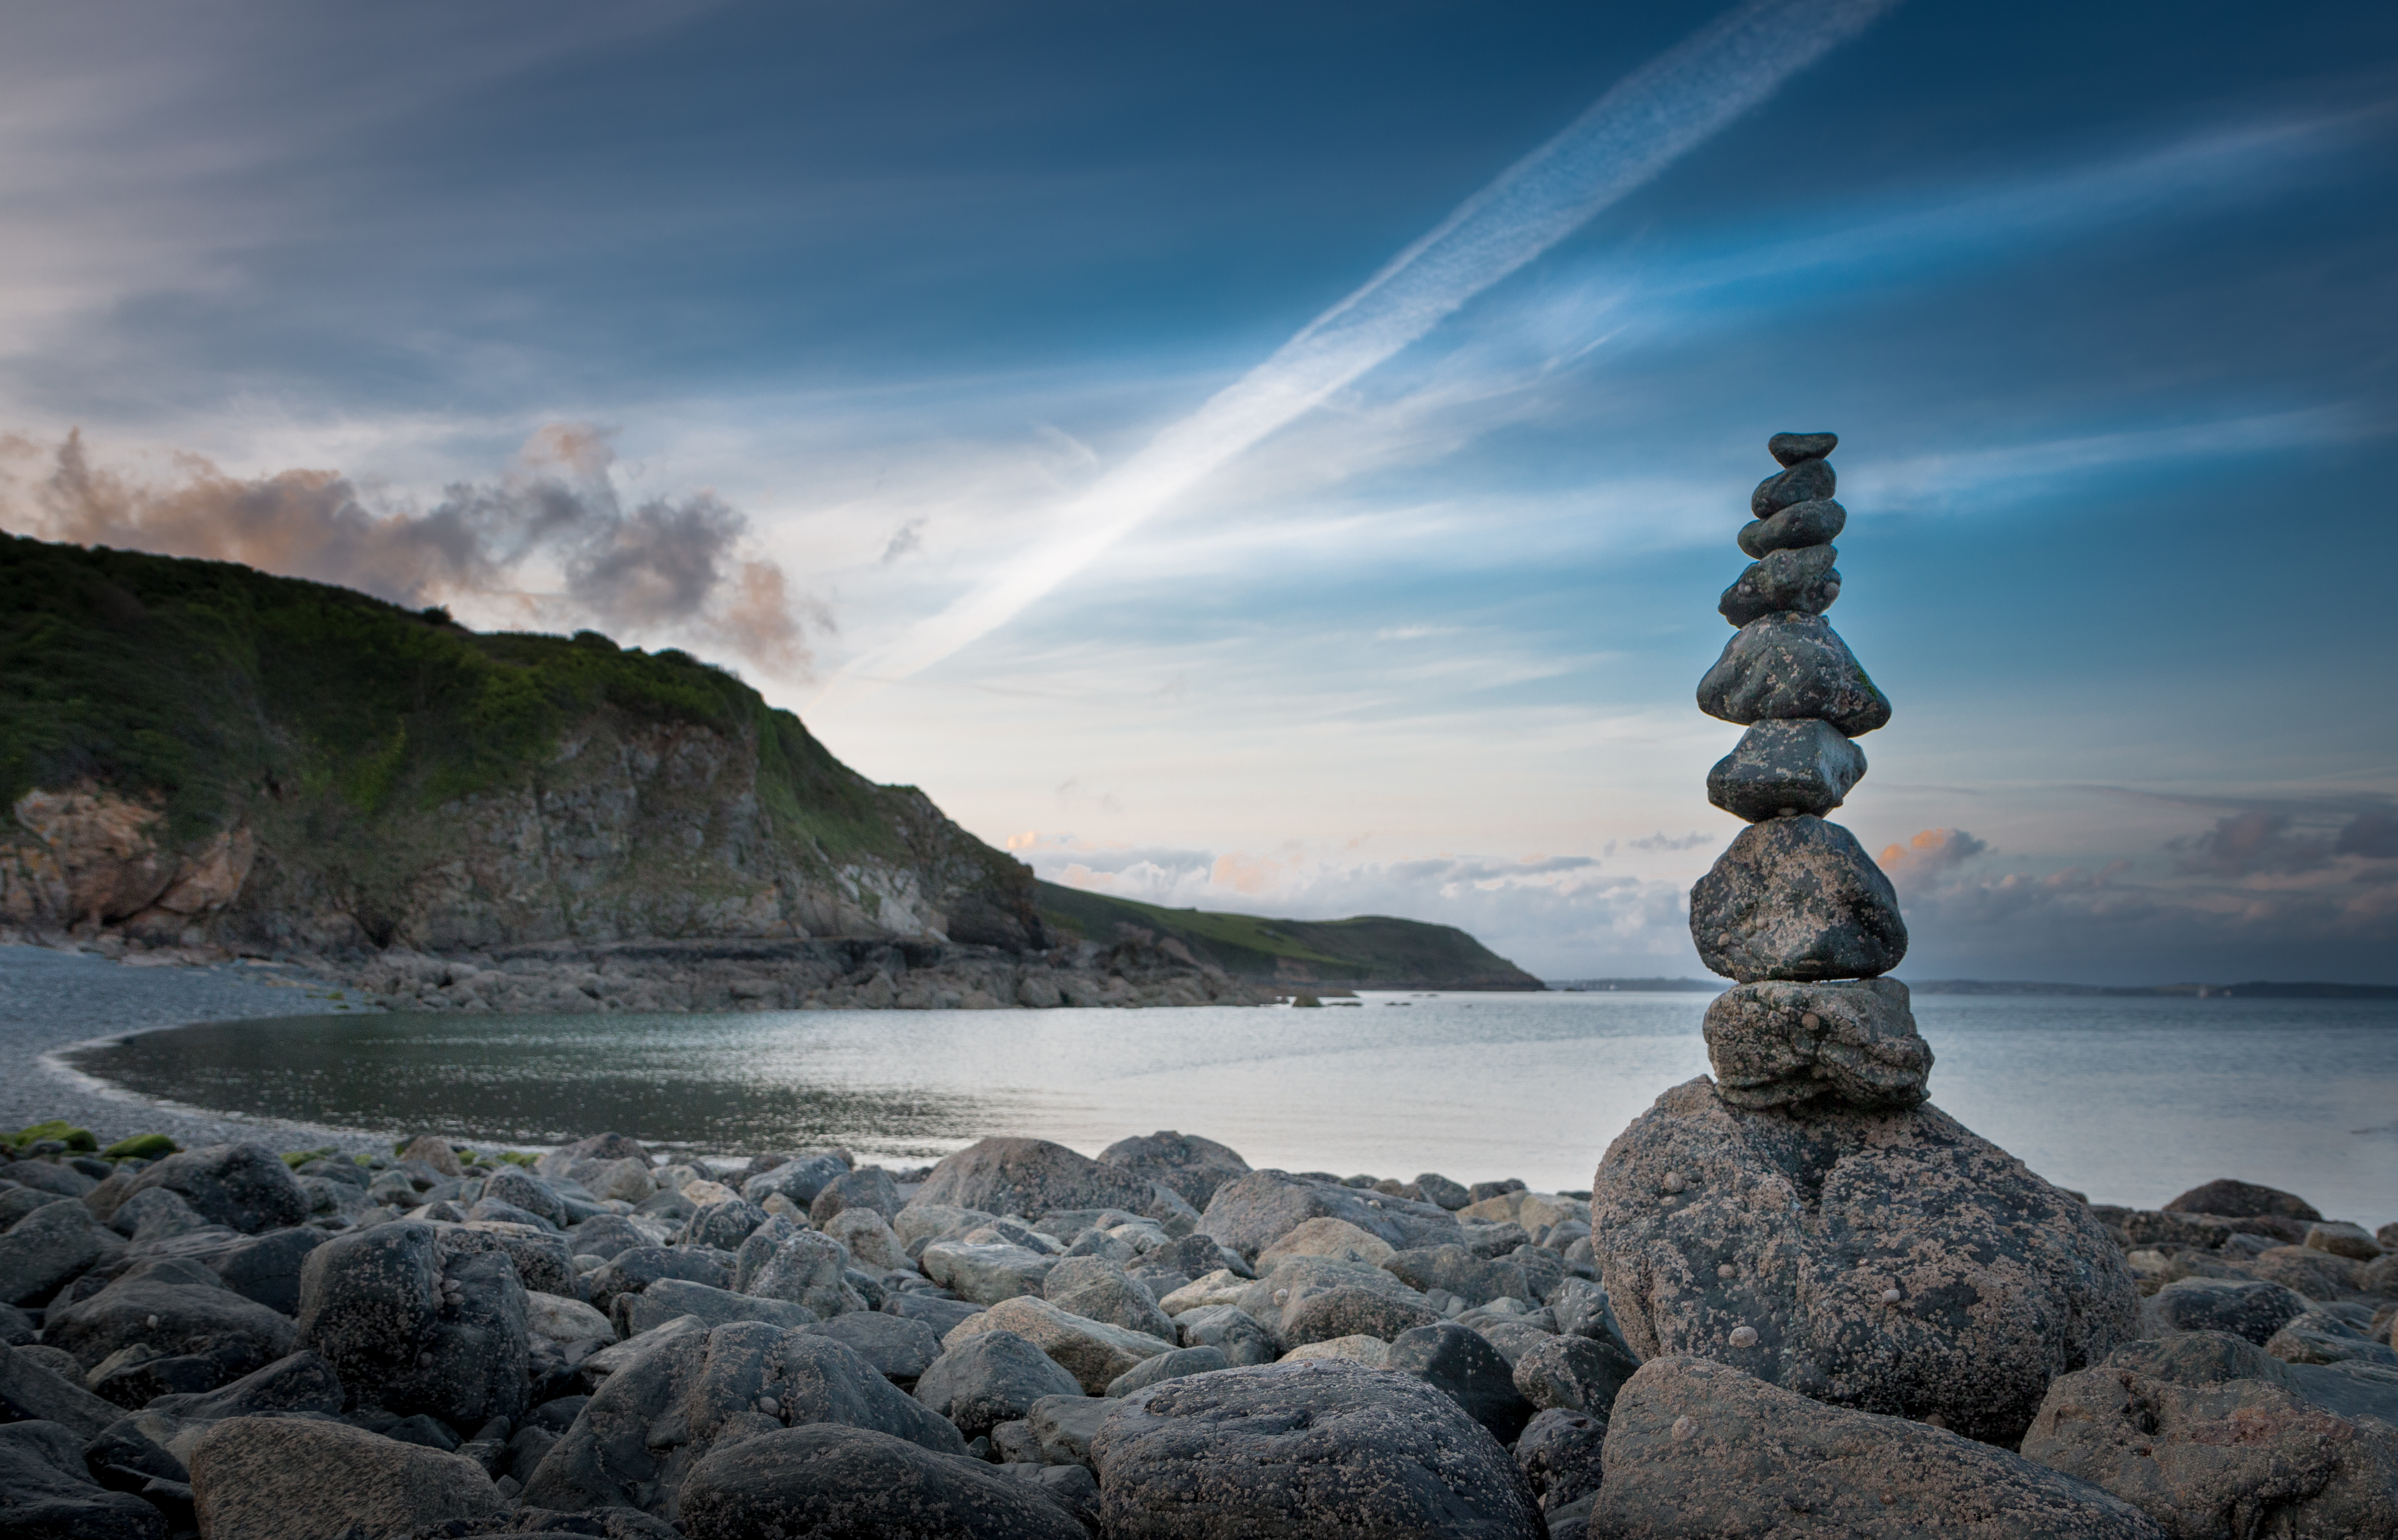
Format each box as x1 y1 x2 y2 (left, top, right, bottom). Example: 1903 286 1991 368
2 1121 2393 1539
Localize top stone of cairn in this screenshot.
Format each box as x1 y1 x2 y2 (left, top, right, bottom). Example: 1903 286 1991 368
1767 430 1837 466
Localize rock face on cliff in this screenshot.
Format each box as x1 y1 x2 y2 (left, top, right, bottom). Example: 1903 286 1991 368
0 534 1043 958
1592 432 2140 1447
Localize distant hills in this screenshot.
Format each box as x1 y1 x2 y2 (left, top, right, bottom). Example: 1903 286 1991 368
1034 881 1543 991
1551 977 2396 999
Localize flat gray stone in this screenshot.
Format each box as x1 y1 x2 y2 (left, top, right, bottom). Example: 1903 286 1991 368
1718 543 1841 626
1707 717 1866 822
1738 497 1847 558
189 1414 504 1540
677 1424 1085 1540
1750 456 1835 517
1703 977 1932 1109
1767 431 1837 467
1689 816 1907 983
1698 613 1890 737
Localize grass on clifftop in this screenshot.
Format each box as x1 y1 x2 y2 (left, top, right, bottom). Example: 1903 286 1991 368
1035 879 1541 989
0 533 913 868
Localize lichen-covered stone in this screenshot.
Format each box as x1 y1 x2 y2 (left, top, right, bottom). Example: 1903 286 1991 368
1706 717 1867 822
1591 1078 2140 1446
2022 1333 2398 1540
1738 498 1847 558
1689 817 1907 983
1597 1357 2166 1539
1699 613 1890 736
677 1424 1087 1540
1099 1131 1252 1209
1703 978 1931 1109
1718 543 1841 626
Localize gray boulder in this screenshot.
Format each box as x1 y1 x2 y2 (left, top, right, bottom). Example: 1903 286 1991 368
431 1221 573 1298
2164 1179 2320 1221
1698 612 1890 737
913 1328 1085 1439
676 1424 1085 1540
0 1419 166 1540
1737 496 1847 557
1688 816 1908 982
945 1296 1175 1394
2149 1277 2309 1344
1281 1285 1441 1349
1591 1077 2140 1446
617 1277 819 1337
1090 1358 1543 1539
2305 1220 2382 1260
739 1150 850 1208
564 1213 652 1261
1511 1331 1639 1417
796 1311 944 1384
0 1197 124 1306
1750 454 1835 516
680 1198 767 1251
1385 1320 1533 1441
1516 1407 1606 1514
738 1227 862 1319
481 1166 568 1228
1099 1131 1252 1209
520 1321 966 1517
883 1291 985 1337
2022 1333 2398 1540
108 1187 214 1244
102 1350 346 1469
1200 1169 1460 1262
809 1166 903 1226
1044 1254 1178 1340
589 1244 732 1316
189 1414 504 1540
1706 716 1865 822
1174 1303 1278 1366
1703 977 1931 1108
293 1222 530 1424
1597 1356 2165 1539
1718 542 1841 627
44 1258 296 1378
1107 1345 1230 1397
920 1239 1057 1305
910 1137 1161 1223
0 1339 125 1439
119 1143 307 1235
1025 1392 1109 1469
1381 1244 1529 1308
2268 1309 2398 1369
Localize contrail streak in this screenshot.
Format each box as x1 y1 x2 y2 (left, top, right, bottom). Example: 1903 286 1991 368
815 0 1901 707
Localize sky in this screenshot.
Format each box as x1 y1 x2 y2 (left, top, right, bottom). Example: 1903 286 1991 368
1 0 2394 984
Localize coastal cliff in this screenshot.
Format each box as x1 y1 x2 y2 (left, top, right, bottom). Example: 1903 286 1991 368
0 534 1044 958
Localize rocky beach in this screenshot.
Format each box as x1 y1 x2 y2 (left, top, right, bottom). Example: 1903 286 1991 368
0 434 2390 1540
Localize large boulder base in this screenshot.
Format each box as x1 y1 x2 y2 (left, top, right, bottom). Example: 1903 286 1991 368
1090 1358 1544 1539
1596 1357 2167 1539
1592 1077 2140 1446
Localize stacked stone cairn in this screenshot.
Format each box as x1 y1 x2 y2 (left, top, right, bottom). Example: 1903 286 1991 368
1589 432 2146 1450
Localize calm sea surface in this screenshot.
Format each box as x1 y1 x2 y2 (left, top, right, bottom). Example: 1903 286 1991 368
63 992 2398 1227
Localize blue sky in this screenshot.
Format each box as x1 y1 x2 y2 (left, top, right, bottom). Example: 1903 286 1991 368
2 0 2394 982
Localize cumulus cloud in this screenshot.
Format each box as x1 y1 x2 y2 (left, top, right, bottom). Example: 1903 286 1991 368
2171 810 2336 877
1877 827 1990 892
0 426 830 678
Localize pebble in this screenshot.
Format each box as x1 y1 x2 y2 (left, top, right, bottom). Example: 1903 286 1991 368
1729 1326 1759 1347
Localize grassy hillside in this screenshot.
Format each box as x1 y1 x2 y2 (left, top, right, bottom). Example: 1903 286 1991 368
1036 879 1542 990
0 533 1039 947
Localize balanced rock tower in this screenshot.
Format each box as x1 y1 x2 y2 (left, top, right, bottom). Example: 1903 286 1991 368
1590 432 2140 1446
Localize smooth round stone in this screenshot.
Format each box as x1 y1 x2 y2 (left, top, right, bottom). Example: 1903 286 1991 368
1767 432 1838 467
1749 457 1835 518
1697 614 1891 739
1702 978 1931 1109
1718 545 1840 627
1706 718 1866 823
1737 498 1845 559
1688 816 1907 983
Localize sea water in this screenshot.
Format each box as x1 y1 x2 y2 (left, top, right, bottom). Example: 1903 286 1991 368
64 991 2398 1227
